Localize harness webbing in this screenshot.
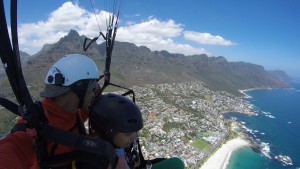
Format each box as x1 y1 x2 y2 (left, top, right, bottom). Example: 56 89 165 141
0 1 116 168
0 0 41 130
0 97 19 116
39 124 114 159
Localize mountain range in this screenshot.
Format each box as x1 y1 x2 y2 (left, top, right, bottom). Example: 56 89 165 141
0 29 291 98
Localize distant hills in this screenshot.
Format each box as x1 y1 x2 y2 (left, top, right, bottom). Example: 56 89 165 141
268 70 293 82
0 29 291 98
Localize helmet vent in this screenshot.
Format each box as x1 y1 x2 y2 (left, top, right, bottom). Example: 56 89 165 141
47 75 54 83
128 119 137 123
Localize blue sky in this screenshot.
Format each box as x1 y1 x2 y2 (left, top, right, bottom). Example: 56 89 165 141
3 0 300 78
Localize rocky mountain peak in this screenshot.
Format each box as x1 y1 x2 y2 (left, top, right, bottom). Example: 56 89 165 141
15 29 292 97
61 29 82 43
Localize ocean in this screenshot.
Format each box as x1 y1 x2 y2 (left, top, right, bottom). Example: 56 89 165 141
224 81 300 169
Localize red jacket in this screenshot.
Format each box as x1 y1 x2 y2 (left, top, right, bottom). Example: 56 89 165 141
0 98 89 169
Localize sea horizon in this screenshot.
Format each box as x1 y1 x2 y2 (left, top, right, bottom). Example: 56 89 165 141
224 80 300 169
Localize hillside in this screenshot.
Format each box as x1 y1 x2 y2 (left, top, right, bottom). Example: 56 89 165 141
1 29 290 99
268 70 293 82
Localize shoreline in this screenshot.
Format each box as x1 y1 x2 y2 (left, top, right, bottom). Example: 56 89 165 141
239 86 295 98
239 88 267 98
199 137 250 169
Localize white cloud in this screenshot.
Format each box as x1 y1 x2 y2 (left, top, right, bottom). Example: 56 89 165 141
18 1 109 54
122 17 183 38
116 17 207 55
184 31 237 46
124 13 141 18
16 1 218 56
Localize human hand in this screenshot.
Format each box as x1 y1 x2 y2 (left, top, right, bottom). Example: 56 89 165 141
115 156 130 169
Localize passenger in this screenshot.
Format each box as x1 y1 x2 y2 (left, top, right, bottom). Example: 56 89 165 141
77 93 185 169
74 93 143 169
0 54 100 169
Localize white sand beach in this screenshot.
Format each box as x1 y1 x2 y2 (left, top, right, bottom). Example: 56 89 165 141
200 137 250 169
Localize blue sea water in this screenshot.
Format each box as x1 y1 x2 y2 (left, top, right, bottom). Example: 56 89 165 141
224 81 300 169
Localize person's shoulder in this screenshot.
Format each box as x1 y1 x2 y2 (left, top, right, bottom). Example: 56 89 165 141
0 131 36 155
0 132 36 169
1 131 33 145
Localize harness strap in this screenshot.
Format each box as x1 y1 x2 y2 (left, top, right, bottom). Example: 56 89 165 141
49 114 87 157
11 123 27 133
38 124 115 163
101 82 136 103
9 103 114 167
0 97 19 115
46 151 100 167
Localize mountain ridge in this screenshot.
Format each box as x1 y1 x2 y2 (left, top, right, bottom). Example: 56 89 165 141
0 29 291 98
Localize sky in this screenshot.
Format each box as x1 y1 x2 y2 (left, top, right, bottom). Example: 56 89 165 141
3 0 300 78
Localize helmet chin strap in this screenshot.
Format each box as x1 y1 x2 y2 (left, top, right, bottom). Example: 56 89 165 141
105 128 119 147
78 96 85 109
71 80 98 109
72 90 86 109
96 120 119 147
70 80 90 109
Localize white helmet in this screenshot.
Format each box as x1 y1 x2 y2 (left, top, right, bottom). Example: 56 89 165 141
45 54 100 86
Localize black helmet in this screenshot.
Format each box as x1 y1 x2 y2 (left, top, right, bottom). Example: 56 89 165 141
90 93 143 135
